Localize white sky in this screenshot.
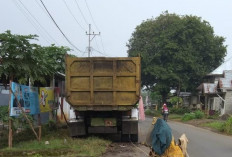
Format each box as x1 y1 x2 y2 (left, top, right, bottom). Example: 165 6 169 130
0 0 232 60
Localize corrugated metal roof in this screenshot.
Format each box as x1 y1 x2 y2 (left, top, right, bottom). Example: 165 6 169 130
219 78 232 88
208 58 232 75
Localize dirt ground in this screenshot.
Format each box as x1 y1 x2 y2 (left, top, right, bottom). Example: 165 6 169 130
101 119 152 157
102 142 150 157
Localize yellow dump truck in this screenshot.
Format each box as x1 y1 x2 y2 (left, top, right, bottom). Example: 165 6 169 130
65 56 141 142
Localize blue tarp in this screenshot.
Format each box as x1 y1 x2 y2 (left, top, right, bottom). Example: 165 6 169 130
151 118 172 155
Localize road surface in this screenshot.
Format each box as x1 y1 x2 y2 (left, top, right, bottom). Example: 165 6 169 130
102 117 232 156
169 120 232 157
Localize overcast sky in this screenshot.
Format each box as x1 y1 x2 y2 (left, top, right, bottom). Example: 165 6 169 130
1 0 232 60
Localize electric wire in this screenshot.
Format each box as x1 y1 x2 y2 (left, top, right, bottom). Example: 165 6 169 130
18 0 59 45
39 0 83 53
94 38 100 53
84 0 100 32
62 0 86 31
92 48 109 57
74 0 89 26
12 0 50 43
35 0 51 20
84 0 107 56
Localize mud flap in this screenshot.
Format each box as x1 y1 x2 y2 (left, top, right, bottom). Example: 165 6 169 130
68 119 86 137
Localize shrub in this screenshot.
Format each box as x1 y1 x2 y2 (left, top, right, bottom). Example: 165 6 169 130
194 110 204 119
0 106 9 123
181 113 195 121
170 107 191 115
145 109 161 117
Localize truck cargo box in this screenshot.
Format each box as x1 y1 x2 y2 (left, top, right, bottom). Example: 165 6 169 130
65 56 141 111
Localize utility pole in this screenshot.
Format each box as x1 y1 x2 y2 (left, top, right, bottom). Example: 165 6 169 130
86 24 100 57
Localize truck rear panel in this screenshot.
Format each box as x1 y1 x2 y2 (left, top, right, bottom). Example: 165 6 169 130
65 56 141 111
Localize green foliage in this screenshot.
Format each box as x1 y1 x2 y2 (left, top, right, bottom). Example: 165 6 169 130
170 107 191 115
127 11 227 99
150 91 162 104
181 110 205 121
169 96 183 106
0 30 70 84
13 114 34 131
223 117 232 134
44 120 57 131
1 127 111 157
194 110 205 119
181 113 196 121
203 122 224 132
0 106 8 123
145 109 161 117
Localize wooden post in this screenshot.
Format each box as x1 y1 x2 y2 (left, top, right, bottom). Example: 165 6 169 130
155 105 158 111
38 114 41 142
10 87 39 141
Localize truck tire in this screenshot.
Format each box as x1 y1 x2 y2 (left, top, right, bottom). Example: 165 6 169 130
130 134 138 142
121 134 130 142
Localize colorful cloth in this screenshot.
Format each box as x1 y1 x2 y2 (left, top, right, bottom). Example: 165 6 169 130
139 96 145 120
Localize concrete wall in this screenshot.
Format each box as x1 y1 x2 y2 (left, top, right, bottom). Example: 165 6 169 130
224 91 232 114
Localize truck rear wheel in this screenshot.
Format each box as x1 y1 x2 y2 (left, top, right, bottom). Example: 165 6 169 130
130 134 138 142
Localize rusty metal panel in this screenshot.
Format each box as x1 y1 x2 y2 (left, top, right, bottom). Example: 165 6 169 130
65 56 141 110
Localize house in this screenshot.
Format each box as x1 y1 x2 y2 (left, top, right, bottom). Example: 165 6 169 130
197 59 232 115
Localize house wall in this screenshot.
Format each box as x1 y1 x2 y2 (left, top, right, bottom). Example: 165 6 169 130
224 91 232 114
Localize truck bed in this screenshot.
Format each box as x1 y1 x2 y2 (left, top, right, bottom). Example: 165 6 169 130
65 56 141 111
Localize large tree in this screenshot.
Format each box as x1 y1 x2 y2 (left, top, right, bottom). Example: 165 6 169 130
0 30 70 85
127 12 227 100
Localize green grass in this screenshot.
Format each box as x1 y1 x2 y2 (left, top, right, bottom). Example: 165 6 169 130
202 122 224 132
0 127 111 157
145 109 161 117
168 114 183 120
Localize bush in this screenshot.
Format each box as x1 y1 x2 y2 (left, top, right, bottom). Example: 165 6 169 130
145 109 161 117
194 110 204 119
181 113 196 121
170 107 191 115
0 106 9 123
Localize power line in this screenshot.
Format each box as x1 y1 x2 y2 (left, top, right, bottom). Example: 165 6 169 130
84 0 100 32
100 36 107 55
39 0 83 53
92 48 109 57
86 24 100 57
12 0 50 43
62 0 85 31
18 0 59 45
74 0 89 26
84 0 107 56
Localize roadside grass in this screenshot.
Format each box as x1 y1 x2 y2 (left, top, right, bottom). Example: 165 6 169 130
0 126 111 157
145 108 161 117
168 114 183 120
202 121 224 132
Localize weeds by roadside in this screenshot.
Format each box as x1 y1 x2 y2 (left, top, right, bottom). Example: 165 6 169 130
0 121 111 157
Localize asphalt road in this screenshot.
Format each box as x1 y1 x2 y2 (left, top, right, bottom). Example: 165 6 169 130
103 117 232 157
169 121 232 157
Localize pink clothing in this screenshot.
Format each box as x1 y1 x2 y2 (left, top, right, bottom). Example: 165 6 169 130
139 96 145 120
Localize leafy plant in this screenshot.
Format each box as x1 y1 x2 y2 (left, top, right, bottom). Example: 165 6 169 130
0 106 9 123
170 107 191 115
181 113 196 121
169 96 183 106
194 110 205 119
